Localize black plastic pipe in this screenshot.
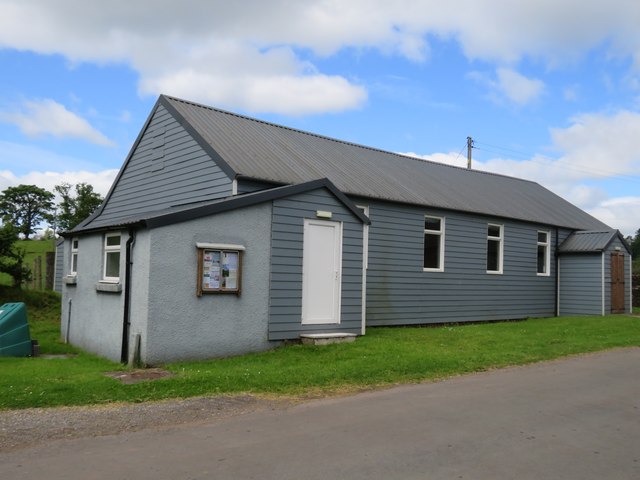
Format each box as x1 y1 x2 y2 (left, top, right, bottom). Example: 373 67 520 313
121 229 136 364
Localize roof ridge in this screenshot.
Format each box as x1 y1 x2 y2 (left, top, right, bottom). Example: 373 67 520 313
161 94 538 186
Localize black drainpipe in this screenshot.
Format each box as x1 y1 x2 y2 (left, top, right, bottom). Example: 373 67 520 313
121 229 136 364
554 229 560 317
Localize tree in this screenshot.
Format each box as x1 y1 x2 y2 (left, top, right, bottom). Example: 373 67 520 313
0 185 54 240
54 182 103 232
630 228 640 259
0 223 29 287
630 229 639 274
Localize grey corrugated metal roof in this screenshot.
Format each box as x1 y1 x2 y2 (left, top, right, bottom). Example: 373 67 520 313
558 230 627 253
162 95 609 231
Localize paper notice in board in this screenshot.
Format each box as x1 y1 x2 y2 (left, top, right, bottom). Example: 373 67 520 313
221 251 239 289
224 252 238 270
210 267 221 289
225 269 237 289
202 250 222 289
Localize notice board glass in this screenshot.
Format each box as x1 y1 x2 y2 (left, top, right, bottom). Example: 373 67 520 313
197 248 242 296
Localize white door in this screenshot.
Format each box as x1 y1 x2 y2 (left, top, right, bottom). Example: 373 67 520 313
302 218 342 325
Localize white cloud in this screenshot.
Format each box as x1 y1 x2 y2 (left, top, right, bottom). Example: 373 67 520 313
2 1 640 114
0 169 118 198
468 68 545 106
588 197 640 236
0 99 115 146
550 110 640 178
401 109 640 235
495 68 545 105
142 72 366 116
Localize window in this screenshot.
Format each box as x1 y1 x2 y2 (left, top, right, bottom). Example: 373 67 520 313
424 216 444 271
486 224 503 274
196 243 244 296
103 233 121 282
537 231 550 276
70 237 79 274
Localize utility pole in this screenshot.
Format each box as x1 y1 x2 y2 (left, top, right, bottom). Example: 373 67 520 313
466 136 473 169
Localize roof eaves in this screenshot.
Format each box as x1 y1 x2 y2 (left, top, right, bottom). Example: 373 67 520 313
557 229 631 253
63 219 146 237
604 230 632 254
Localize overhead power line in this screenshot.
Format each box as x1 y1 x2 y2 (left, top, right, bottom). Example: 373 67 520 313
471 139 640 183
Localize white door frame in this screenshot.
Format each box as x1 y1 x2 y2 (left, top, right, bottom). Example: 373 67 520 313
301 218 342 325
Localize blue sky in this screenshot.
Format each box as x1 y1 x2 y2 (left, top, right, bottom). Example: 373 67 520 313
1 1 639 235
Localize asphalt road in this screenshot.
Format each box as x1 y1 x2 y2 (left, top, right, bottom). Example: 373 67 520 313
2 348 639 480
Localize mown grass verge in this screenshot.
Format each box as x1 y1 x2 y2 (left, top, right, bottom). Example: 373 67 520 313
1 287 639 410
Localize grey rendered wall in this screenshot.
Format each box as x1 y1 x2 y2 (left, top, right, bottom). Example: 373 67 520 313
127 230 151 362
559 253 602 315
95 104 233 226
357 200 557 326
269 189 363 340
60 233 127 361
144 202 274 364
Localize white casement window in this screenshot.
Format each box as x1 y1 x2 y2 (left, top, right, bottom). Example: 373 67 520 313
70 237 79 275
103 232 122 282
537 231 550 276
486 224 503 274
424 216 445 271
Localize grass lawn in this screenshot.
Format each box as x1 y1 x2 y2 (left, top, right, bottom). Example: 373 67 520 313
0 287 639 410
0 239 56 287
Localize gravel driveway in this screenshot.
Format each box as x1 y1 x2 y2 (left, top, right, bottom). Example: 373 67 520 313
0 395 293 452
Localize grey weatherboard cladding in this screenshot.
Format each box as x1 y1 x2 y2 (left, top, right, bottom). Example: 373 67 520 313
163 95 608 232
558 234 631 315
558 254 603 315
269 188 364 340
362 201 559 326
81 103 234 231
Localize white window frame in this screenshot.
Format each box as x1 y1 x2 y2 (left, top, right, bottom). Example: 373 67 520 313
423 215 445 272
70 237 79 275
102 232 122 282
486 223 503 274
536 230 550 276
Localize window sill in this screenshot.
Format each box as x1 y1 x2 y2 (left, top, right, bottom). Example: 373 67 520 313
486 271 503 275
63 275 77 285
423 268 444 273
95 282 123 293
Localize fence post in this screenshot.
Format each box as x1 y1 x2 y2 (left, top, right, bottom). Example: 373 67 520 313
46 252 55 290
34 256 42 290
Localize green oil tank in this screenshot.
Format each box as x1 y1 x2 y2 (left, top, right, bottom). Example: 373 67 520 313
0 302 32 357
